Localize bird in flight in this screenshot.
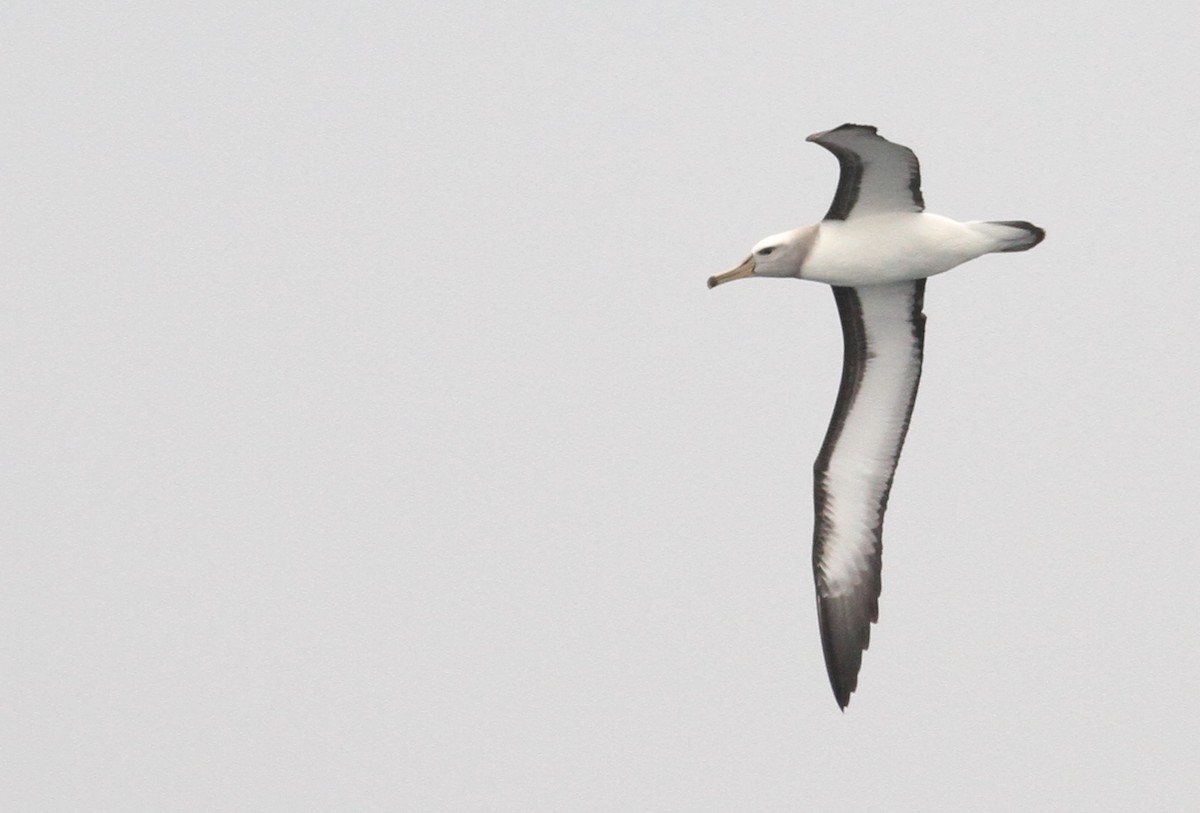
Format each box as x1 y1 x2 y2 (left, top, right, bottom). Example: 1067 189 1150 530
708 124 1044 709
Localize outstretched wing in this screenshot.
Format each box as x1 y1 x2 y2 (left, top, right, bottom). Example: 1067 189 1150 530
807 124 924 221
812 280 926 709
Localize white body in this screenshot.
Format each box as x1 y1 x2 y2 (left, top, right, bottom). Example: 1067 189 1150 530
803 213 1015 286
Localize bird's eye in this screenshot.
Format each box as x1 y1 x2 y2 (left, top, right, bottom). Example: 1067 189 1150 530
757 247 775 256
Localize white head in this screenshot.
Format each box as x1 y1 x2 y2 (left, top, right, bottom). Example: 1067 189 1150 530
707 226 818 288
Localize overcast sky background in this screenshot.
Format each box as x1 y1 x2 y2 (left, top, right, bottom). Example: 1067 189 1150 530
4 2 1199 810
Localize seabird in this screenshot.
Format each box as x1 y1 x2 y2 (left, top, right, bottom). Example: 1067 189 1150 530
708 124 1044 709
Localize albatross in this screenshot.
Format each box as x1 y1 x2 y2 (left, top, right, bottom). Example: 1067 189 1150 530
708 124 1044 709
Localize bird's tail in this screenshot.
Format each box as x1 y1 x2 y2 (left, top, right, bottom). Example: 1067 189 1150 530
969 220 1046 253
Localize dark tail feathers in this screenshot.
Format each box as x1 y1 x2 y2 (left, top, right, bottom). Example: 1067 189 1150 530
989 220 1046 252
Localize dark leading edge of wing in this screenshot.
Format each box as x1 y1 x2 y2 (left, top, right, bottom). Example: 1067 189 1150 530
806 124 925 221
812 281 927 709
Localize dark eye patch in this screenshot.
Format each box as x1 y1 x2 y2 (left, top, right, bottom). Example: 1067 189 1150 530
757 247 776 256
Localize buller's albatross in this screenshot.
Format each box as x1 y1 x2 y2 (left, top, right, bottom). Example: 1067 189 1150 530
708 124 1044 709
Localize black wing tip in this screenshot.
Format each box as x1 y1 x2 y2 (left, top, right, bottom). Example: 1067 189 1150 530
816 592 877 711
828 660 855 709
806 123 879 143
825 643 863 710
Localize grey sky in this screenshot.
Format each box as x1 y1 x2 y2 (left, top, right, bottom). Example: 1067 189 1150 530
3 1 1198 810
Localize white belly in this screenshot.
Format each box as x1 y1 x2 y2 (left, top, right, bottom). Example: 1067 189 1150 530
803 213 994 285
